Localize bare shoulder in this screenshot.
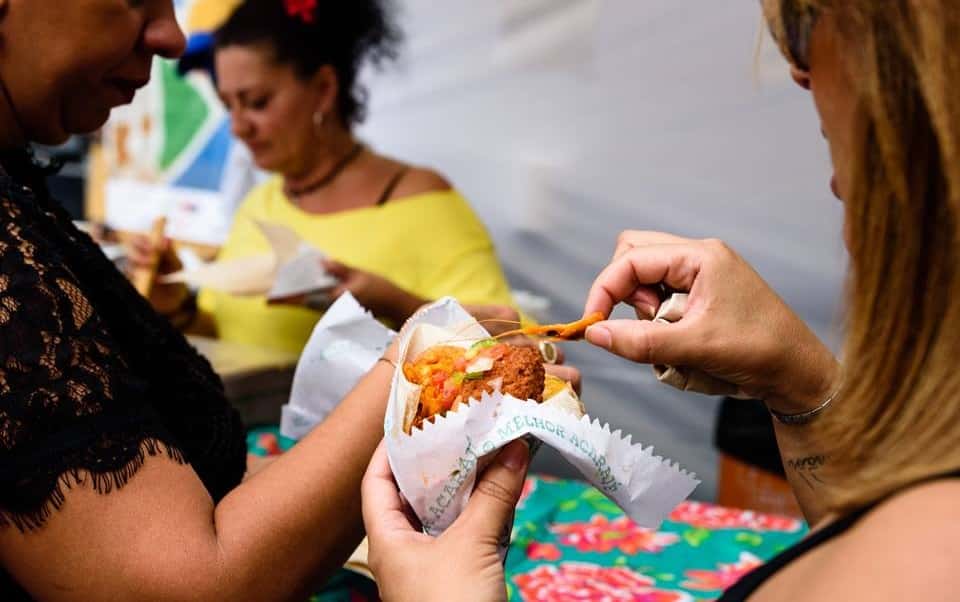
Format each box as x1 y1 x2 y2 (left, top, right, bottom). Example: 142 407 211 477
761 480 960 601
855 478 960 541
828 480 960 598
0 451 217 600
390 166 453 199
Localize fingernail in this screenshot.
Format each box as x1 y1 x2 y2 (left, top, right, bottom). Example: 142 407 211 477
500 440 529 471
586 325 612 349
639 304 657 320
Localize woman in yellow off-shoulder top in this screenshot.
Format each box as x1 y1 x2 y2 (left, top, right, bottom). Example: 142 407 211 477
132 0 519 354
196 177 517 353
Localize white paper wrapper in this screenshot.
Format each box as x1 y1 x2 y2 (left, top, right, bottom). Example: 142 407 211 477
280 293 395 439
162 220 337 299
386 298 699 535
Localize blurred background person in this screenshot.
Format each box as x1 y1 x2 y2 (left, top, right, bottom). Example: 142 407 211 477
130 0 521 354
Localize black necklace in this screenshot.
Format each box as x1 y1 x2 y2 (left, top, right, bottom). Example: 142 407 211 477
284 142 365 199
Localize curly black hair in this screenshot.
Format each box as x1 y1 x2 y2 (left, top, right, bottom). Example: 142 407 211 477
215 0 402 126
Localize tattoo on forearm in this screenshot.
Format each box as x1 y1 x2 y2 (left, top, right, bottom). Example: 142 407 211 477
785 455 828 489
786 455 827 471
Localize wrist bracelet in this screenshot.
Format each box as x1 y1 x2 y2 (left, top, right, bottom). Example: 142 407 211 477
377 356 397 369
769 381 842 426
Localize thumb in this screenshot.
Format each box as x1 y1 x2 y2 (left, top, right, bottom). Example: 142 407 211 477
585 319 699 365
456 440 530 540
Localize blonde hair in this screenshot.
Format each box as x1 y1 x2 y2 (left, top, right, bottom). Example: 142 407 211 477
766 1 960 511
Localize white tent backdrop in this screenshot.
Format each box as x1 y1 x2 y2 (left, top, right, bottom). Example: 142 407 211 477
358 1 847 499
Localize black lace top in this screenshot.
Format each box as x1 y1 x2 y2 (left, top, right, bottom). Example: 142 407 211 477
0 152 247 600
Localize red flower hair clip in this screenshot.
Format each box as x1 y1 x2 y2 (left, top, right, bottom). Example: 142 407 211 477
284 0 317 24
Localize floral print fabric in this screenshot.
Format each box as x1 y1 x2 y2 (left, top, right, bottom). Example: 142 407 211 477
507 476 806 601
247 428 807 601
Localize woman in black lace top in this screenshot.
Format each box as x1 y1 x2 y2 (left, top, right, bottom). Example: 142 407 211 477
0 3 404 600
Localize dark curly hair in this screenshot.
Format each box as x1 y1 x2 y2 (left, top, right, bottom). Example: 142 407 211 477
214 0 402 126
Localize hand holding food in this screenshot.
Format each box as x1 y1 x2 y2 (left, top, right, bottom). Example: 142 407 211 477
363 440 529 602
583 231 840 414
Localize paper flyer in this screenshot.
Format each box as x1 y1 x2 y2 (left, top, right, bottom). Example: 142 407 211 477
162 220 337 300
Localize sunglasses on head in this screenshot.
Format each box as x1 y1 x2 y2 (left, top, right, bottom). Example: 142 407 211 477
766 0 820 72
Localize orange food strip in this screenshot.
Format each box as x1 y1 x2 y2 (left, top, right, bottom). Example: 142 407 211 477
498 312 605 341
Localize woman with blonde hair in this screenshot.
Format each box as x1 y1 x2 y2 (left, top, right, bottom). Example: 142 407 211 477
362 1 960 599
